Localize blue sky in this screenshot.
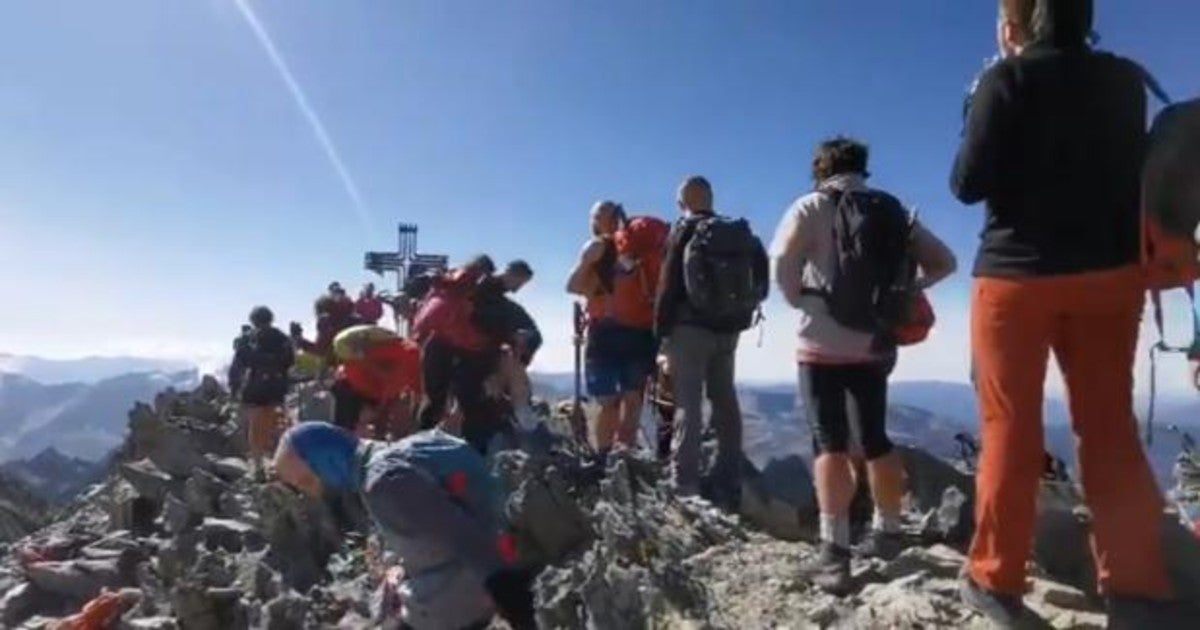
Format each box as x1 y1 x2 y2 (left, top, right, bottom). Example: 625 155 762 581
0 1 1196 391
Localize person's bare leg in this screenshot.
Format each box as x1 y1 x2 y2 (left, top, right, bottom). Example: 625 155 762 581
593 397 620 451
616 390 644 449
247 406 272 478
814 453 857 547
866 451 906 528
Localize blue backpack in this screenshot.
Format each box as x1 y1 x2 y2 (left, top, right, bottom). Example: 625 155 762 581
398 430 502 524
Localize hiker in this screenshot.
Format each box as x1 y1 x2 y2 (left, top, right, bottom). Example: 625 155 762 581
412 255 509 453
474 261 541 432
293 294 360 365
656 176 769 504
228 306 295 479
272 422 536 630
567 201 666 454
329 325 423 440
771 138 956 590
327 282 357 323
355 283 385 325
952 1 1182 624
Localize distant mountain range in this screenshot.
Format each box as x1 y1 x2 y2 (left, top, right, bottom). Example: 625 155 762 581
0 353 196 386
532 374 1200 490
0 369 198 463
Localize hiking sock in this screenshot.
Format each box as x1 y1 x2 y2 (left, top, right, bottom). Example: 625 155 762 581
872 509 902 534
819 513 851 549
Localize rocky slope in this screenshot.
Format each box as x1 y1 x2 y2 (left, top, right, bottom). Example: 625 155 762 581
0 472 49 544
0 377 1197 628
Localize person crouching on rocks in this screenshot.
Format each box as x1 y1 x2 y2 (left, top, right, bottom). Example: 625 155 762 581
228 306 295 481
272 422 536 630
330 324 423 441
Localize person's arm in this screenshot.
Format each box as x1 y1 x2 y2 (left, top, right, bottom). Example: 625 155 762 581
566 239 607 297
950 65 1012 205
769 197 816 308
910 221 958 291
654 221 689 340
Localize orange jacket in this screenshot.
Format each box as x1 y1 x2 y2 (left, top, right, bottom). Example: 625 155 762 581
338 337 423 404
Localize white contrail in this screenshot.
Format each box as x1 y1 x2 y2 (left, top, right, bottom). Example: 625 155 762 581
231 0 373 236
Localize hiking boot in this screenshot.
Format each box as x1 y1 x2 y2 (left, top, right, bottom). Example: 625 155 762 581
800 541 852 595
1106 596 1197 630
959 573 1033 629
854 529 906 561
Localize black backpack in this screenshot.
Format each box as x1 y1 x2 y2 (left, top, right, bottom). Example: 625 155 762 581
245 328 293 383
682 215 768 331
806 190 917 347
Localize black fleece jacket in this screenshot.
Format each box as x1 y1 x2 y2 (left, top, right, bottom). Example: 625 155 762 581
951 44 1148 277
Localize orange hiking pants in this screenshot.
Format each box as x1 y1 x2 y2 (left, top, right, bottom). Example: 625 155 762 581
968 266 1173 599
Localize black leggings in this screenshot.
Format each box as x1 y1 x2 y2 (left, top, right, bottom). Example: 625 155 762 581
798 362 893 460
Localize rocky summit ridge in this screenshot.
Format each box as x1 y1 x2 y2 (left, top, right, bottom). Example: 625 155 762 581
0 377 1198 628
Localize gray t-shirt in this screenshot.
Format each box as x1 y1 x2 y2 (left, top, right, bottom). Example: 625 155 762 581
769 174 957 363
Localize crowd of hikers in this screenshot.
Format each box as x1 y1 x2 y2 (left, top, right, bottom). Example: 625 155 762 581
220 1 1200 627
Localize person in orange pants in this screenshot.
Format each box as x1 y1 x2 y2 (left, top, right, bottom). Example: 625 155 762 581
952 1 1184 626
970 270 1171 595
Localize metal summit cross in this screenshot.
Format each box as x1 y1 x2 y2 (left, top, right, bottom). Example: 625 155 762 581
364 223 450 291
364 223 449 332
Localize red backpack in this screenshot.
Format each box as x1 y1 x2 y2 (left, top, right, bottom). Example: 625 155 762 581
411 270 489 352
603 216 671 329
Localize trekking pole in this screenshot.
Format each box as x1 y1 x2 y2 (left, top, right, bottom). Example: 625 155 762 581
571 302 591 450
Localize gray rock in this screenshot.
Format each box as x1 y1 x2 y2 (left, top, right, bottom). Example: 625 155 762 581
128 405 214 478
1032 482 1095 597
739 454 818 541
501 452 592 568
0 584 40 628
184 470 230 519
119 460 175 503
255 483 341 591
236 561 281 602
200 519 263 554
1162 513 1200 604
24 557 127 600
881 545 965 581
170 583 250 630
162 494 198 536
157 532 200 586
899 446 975 544
264 593 310 630
296 388 334 423
206 457 249 483
122 616 180 630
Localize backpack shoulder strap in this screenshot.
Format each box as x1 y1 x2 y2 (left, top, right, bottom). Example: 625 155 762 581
1142 68 1172 106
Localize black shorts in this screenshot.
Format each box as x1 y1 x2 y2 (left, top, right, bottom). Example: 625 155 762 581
798 362 893 460
240 376 288 407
